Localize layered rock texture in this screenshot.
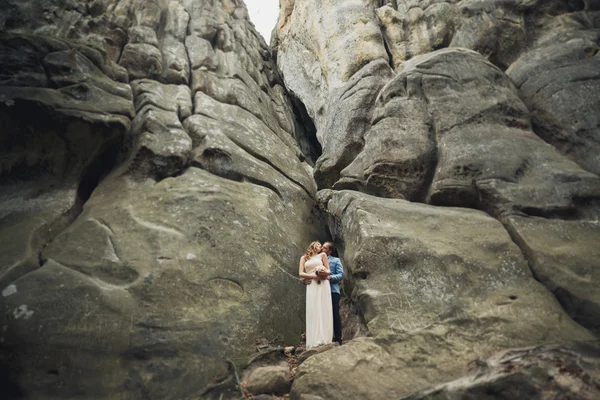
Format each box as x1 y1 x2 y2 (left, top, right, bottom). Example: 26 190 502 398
1 0 599 399
1 1 321 399
274 0 600 399
402 341 600 400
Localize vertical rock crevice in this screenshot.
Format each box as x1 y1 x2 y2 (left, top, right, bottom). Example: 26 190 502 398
499 214 600 335
288 92 321 166
33 137 119 272
76 139 123 205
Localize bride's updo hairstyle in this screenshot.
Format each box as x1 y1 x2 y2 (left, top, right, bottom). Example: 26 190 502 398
303 241 322 261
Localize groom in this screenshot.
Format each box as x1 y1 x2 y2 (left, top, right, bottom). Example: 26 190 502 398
322 242 344 345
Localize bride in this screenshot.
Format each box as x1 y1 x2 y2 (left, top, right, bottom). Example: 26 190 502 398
299 241 333 350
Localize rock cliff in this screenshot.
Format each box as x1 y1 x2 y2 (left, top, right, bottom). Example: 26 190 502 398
1 0 599 399
274 0 600 398
1 1 321 399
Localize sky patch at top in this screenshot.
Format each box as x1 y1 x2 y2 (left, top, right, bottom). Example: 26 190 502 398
245 0 279 43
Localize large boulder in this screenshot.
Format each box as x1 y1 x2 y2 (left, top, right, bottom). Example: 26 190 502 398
275 0 600 189
329 47 600 224
0 1 322 399
507 27 600 175
1 166 315 399
244 364 292 396
289 190 594 399
402 341 600 400
0 32 133 288
386 49 600 219
506 216 600 334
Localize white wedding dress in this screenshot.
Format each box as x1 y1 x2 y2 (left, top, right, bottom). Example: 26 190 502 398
304 253 333 350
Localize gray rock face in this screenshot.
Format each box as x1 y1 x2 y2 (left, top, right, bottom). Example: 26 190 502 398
335 47 600 216
508 28 600 176
401 341 600 400
275 0 600 185
0 32 133 289
396 49 599 220
289 190 593 399
240 349 293 397
2 0 600 399
244 364 292 396
0 1 321 399
275 1 600 399
506 216 600 333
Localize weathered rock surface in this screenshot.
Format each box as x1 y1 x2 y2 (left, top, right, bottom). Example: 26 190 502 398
282 21 600 348
273 1 600 398
0 31 133 288
0 1 321 399
288 190 594 399
379 48 600 220
506 217 600 334
275 0 600 187
2 0 600 399
508 28 600 176
244 364 292 396
296 342 339 364
402 341 600 400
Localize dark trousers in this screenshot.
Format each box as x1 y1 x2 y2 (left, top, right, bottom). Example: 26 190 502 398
332 292 342 342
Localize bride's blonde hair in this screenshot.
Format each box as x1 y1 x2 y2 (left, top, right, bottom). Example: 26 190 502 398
303 241 322 261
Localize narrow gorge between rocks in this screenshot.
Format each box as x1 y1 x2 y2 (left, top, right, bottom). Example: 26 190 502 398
1 1 600 399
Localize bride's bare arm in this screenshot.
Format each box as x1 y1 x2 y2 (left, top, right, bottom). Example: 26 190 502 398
299 257 317 279
320 253 331 274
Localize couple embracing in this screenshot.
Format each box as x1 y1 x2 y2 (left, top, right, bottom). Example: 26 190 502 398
299 241 344 350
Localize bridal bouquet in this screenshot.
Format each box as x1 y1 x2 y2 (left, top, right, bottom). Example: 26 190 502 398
315 266 328 284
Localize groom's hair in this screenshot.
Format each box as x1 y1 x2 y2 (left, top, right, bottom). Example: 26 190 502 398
323 242 337 256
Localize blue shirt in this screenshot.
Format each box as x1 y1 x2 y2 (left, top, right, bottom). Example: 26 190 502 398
328 256 344 294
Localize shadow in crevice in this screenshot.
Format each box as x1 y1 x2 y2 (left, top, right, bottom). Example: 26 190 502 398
289 93 321 167
0 364 24 399
76 140 122 205
48 138 124 240
340 297 371 341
